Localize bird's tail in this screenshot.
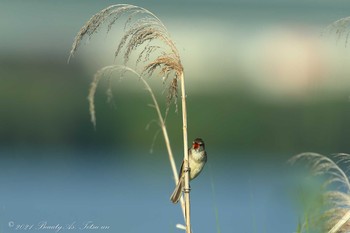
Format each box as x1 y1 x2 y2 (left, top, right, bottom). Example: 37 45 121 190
170 178 184 204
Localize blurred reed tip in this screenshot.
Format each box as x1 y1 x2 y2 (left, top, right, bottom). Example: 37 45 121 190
323 16 350 46
289 152 350 233
69 4 183 126
87 65 140 128
176 224 186 231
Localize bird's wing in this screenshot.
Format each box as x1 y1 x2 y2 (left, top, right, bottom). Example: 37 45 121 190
179 159 184 179
178 148 192 179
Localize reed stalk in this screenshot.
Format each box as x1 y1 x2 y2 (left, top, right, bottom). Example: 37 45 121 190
180 71 191 232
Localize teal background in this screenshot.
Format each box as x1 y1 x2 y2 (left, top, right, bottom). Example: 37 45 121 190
1 0 350 232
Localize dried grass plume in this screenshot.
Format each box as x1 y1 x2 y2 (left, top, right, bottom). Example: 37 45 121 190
68 4 183 127
323 16 350 46
289 153 350 233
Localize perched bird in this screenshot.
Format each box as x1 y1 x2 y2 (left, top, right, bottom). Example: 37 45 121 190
170 138 207 204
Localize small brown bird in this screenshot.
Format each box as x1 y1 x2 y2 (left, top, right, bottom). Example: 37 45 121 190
170 138 207 204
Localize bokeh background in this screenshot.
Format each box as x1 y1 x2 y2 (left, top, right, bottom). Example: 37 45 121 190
1 0 350 232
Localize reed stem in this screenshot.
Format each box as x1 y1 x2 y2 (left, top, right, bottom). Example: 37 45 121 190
140 76 186 221
180 72 191 233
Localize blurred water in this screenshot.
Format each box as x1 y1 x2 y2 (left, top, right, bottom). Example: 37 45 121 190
0 148 301 233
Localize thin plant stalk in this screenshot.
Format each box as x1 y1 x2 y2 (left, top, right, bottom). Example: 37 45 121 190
140 71 187 222
88 65 187 221
180 72 191 233
328 210 350 233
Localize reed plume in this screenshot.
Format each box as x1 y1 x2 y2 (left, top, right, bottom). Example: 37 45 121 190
289 153 350 233
69 4 183 111
69 4 192 232
323 16 350 46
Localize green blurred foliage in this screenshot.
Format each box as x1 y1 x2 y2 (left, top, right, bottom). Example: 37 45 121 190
1 1 350 160
1 57 349 158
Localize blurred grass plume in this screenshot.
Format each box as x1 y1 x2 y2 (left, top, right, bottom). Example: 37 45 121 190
324 16 350 46
68 4 183 124
289 153 350 233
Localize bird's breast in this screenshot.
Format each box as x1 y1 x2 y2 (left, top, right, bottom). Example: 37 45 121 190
189 150 207 180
